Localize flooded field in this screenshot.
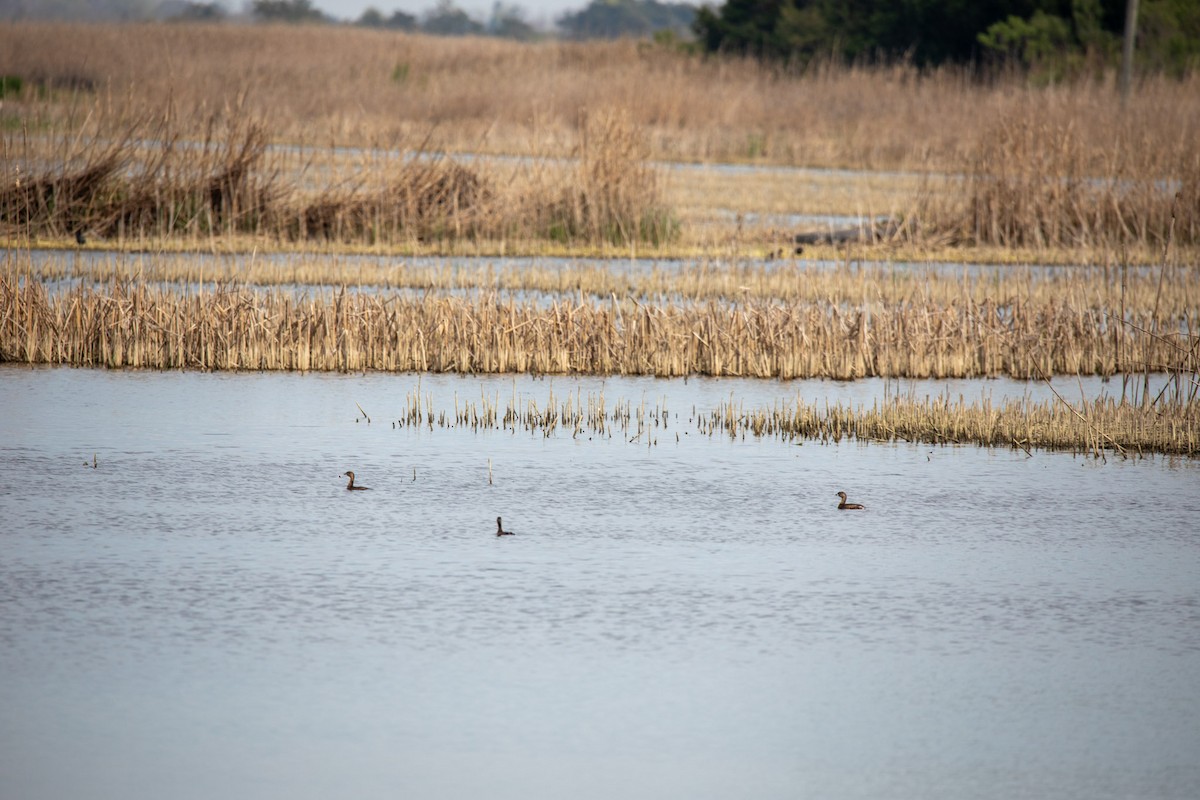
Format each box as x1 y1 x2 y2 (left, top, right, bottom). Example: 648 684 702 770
2 364 1198 800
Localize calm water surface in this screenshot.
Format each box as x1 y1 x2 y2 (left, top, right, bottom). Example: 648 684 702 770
1 365 1198 800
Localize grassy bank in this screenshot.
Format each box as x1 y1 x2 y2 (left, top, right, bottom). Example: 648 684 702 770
2 23 1197 257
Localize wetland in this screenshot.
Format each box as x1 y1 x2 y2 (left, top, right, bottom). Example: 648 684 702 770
2 20 1199 800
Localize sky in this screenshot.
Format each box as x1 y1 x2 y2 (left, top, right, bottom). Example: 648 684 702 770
308 0 591 24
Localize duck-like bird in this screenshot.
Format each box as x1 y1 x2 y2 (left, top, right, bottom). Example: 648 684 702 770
836 491 864 510
495 516 514 536
343 471 371 491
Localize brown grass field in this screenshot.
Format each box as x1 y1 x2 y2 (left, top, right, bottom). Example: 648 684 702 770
1 21 1197 256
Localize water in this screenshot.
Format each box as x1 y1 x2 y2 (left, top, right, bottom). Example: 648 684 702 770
15 246 1119 286
2 365 1198 800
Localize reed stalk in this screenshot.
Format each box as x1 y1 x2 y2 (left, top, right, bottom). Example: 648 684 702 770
3 267 1194 382
16 248 1200 321
389 381 1198 457
704 393 1198 458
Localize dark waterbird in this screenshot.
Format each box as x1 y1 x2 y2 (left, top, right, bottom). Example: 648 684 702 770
836 491 864 510
343 471 371 491
495 516 514 536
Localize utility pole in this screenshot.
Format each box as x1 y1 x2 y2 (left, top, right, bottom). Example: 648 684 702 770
1120 0 1139 107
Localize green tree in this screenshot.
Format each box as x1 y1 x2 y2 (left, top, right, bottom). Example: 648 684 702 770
1138 0 1200 76
387 9 418 29
422 0 485 35
978 10 1074 66
558 0 695 40
168 1 227 21
489 2 539 40
690 1 1154 67
252 0 327 23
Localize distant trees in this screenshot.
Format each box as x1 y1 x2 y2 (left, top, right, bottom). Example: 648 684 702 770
251 0 327 24
357 1 535 38
558 0 695 40
692 0 1200 75
175 1 225 20
351 0 692 42
421 0 484 35
0 0 154 22
489 2 537 41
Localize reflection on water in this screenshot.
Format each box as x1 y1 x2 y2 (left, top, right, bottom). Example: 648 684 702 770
1 365 1197 800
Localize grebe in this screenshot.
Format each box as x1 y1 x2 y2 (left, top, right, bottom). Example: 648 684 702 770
836 491 864 510
496 516 514 536
343 471 371 491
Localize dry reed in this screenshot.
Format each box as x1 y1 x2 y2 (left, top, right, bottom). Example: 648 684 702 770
18 249 1199 320
3 23 1198 256
383 382 1200 457
924 117 1200 249
2 268 1193 381
703 393 1199 458
3 23 1195 173
2 108 673 248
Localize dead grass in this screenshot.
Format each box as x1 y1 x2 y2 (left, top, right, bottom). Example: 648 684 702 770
3 262 1194 382
19 248 1199 323
0 23 1193 173
2 23 1198 256
1 110 674 248
704 392 1198 457
924 116 1200 249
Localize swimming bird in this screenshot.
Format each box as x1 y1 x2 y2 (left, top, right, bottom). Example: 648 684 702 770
836 491 864 510
495 516 514 536
343 471 371 491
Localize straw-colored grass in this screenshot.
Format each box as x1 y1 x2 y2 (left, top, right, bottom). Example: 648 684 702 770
0 110 675 249
703 393 1199 457
3 22 1198 257
340 381 1200 458
17 249 1199 321
3 23 1195 173
3 266 1193 381
923 116 1200 249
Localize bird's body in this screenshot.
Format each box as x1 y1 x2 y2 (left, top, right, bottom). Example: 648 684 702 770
343 471 371 490
496 516 514 536
836 491 864 510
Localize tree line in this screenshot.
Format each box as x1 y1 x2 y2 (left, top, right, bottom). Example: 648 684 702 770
245 0 695 41
694 0 1199 77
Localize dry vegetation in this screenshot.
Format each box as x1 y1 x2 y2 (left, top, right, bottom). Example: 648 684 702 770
3 266 1194 454
1 21 1197 455
703 393 1199 457
374 383 1200 458
15 248 1198 314
1 22 1197 256
3 256 1195 382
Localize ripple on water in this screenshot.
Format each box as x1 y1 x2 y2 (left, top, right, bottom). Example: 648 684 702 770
1 365 1198 800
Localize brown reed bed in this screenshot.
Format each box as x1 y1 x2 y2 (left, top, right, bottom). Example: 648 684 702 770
702 393 1199 458
1 108 675 250
365 381 1200 458
390 381 665 442
18 248 1200 321
3 266 1194 382
918 113 1200 251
